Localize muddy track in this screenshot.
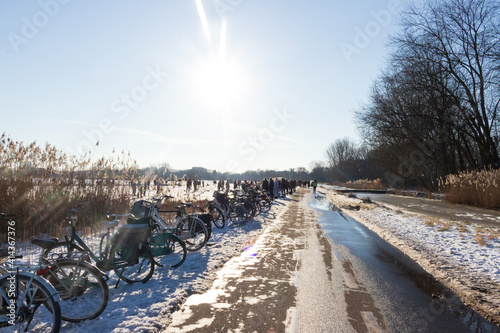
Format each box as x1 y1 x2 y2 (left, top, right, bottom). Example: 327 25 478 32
166 191 311 332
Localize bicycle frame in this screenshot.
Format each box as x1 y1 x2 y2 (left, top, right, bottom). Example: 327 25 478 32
150 206 172 230
58 213 122 264
62 226 100 263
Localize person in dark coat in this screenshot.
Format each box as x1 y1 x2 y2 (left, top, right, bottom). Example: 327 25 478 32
262 178 269 192
269 178 274 200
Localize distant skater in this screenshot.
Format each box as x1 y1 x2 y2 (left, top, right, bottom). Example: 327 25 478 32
312 179 318 194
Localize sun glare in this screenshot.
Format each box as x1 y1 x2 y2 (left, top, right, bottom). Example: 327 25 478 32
194 56 246 108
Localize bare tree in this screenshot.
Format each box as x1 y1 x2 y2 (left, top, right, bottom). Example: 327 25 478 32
356 0 500 190
394 0 500 168
325 138 360 168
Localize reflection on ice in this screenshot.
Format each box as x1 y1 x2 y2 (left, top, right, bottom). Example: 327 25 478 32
310 193 340 211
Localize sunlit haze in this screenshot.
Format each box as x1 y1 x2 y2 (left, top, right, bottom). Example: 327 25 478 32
0 0 411 172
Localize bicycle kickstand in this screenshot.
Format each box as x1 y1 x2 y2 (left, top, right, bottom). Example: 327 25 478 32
115 277 121 289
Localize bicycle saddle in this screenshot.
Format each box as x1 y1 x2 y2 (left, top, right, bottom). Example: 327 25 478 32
31 237 59 249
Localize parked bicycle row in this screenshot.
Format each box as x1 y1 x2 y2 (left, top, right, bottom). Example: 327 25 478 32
0 186 275 332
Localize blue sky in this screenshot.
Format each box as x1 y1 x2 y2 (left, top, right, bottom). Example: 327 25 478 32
0 0 412 173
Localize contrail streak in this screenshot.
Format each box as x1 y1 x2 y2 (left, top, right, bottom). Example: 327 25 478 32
219 17 226 59
195 0 211 43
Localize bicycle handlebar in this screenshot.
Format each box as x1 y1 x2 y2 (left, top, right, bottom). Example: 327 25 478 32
68 202 90 216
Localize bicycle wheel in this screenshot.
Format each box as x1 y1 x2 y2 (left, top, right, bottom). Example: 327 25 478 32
109 242 155 284
209 205 225 229
244 201 256 219
99 234 111 260
229 204 247 225
163 235 187 268
43 242 87 264
0 273 61 332
258 199 271 213
46 259 108 322
176 216 208 252
253 200 262 216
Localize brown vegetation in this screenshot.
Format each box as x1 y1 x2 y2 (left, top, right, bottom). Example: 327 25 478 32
341 178 384 190
0 133 140 244
441 168 500 209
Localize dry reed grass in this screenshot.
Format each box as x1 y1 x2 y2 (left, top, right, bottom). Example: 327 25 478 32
438 222 451 232
341 178 384 190
457 222 469 233
0 134 140 245
424 217 437 227
475 233 486 246
441 168 500 209
472 225 500 246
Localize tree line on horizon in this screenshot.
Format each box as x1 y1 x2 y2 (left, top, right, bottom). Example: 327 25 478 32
135 164 328 183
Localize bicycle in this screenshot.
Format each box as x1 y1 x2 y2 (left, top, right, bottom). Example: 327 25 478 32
0 214 62 332
241 189 272 216
42 204 155 285
193 192 225 229
121 202 187 269
138 196 209 252
30 238 109 322
213 191 248 225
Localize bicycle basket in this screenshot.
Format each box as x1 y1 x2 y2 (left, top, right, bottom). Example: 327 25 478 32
131 200 152 218
150 230 175 257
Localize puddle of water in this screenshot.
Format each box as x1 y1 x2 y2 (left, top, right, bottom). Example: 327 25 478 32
311 193 339 211
311 193 500 332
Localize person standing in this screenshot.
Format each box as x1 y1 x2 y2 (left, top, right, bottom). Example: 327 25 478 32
312 179 318 194
269 178 274 200
262 178 269 193
132 181 137 197
274 179 280 198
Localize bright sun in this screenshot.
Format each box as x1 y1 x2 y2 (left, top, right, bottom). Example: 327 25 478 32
194 56 246 108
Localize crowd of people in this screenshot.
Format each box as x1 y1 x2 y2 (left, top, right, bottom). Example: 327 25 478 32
130 177 319 199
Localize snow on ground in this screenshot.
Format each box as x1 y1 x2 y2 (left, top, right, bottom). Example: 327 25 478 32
11 183 290 332
317 186 500 322
9 182 500 329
